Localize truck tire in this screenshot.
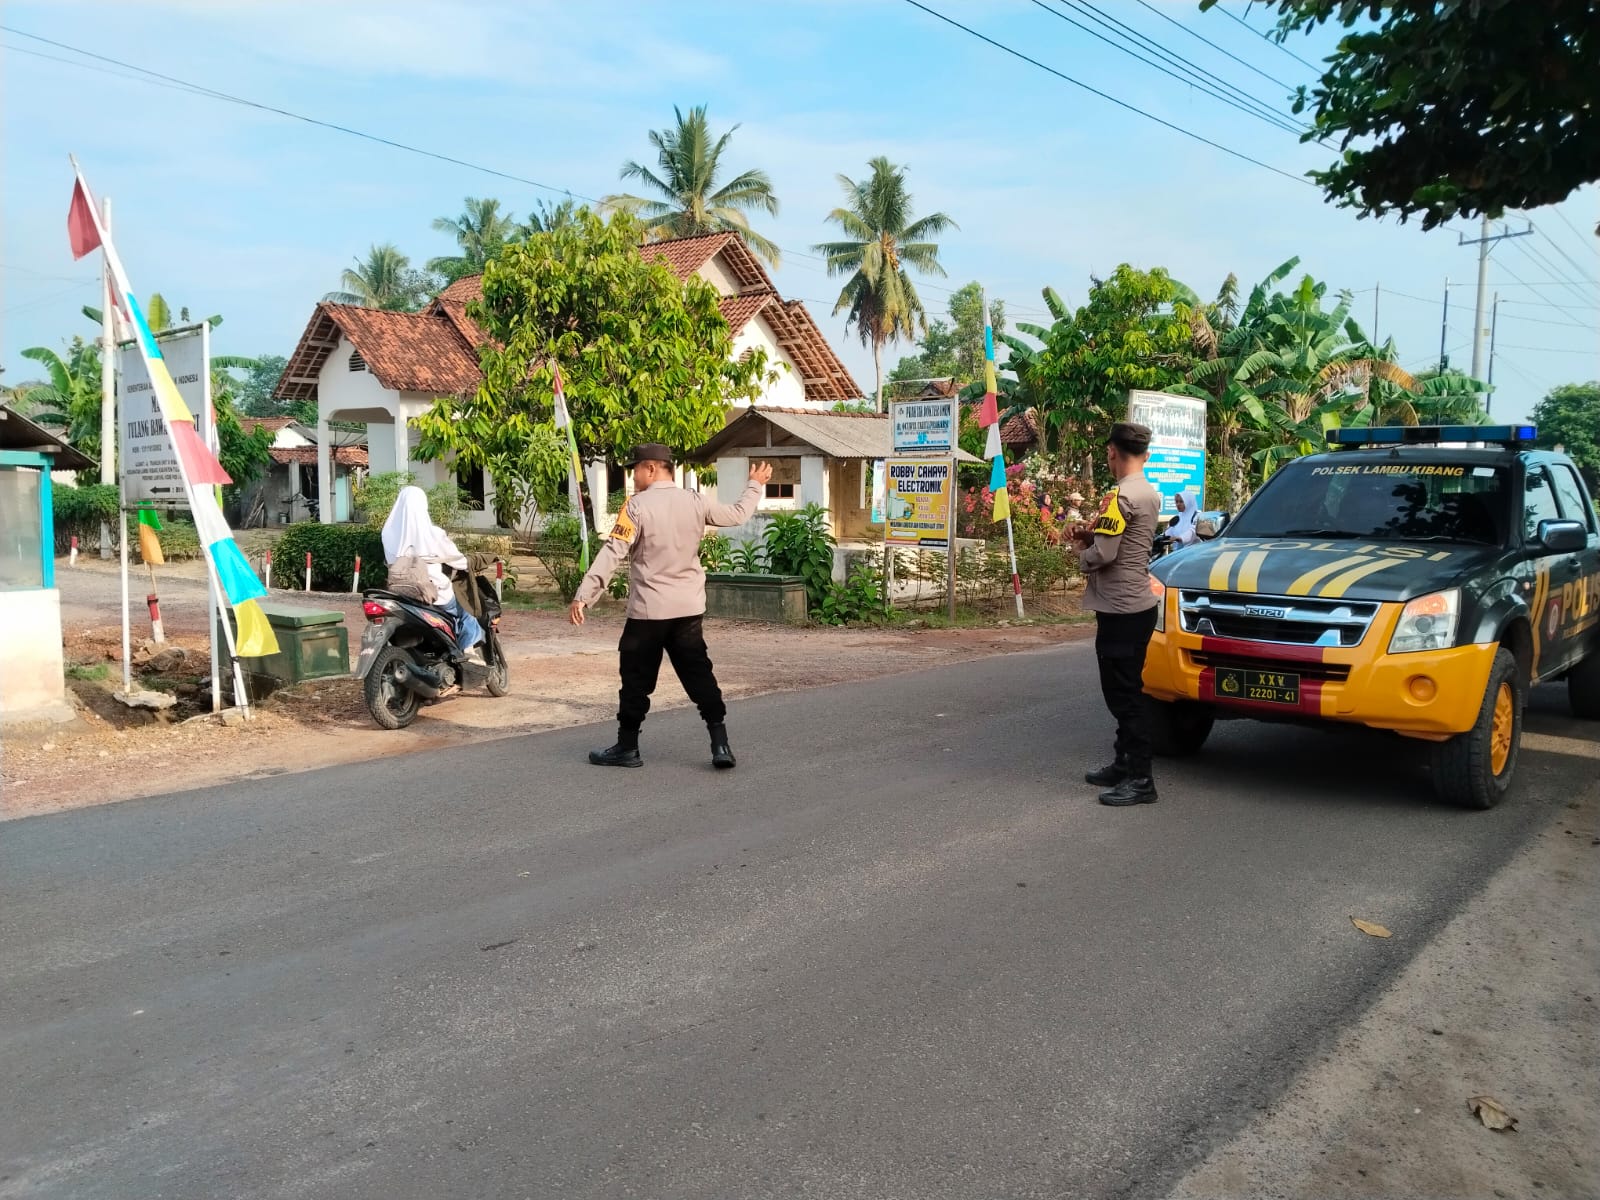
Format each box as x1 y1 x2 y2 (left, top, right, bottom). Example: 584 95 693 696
1148 698 1214 756
1429 648 1522 809
1568 647 1600 719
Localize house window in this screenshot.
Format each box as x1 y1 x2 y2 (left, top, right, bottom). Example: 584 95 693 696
349 350 367 372
764 456 801 502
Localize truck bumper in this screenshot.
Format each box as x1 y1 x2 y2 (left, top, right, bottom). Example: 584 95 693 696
1141 600 1498 738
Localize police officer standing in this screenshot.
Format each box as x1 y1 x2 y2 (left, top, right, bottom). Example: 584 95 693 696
1069 421 1163 806
570 445 773 770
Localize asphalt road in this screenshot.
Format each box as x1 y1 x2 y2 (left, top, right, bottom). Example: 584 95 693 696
2 642 1590 1200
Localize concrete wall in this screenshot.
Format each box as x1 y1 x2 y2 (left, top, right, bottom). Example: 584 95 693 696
0 588 71 725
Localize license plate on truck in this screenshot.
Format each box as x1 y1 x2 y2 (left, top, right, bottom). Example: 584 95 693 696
1216 667 1300 705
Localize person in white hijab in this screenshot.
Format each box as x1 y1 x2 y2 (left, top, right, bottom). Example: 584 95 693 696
380 485 483 660
1168 490 1200 547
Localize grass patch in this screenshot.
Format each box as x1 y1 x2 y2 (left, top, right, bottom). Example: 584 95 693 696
66 662 110 681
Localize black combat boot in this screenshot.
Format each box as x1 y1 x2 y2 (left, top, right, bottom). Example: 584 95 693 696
1084 758 1129 787
1099 776 1158 806
590 728 643 768
708 722 736 770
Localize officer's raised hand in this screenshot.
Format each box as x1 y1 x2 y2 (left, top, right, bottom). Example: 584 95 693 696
749 461 774 486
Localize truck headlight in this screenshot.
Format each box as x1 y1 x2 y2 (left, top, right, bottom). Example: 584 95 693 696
1149 575 1166 633
1388 588 1460 654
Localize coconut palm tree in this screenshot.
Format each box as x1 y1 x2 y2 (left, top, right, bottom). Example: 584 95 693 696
606 105 781 265
814 157 956 410
324 244 433 311
523 197 583 235
428 197 520 283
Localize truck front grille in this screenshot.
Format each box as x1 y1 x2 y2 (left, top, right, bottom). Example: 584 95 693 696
1178 591 1379 648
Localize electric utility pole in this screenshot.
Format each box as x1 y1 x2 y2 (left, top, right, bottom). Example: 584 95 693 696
1458 216 1531 389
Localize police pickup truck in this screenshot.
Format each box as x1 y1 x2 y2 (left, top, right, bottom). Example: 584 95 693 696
1143 425 1600 808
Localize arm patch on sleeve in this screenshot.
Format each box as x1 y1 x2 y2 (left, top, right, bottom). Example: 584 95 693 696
1092 489 1126 537
609 506 638 544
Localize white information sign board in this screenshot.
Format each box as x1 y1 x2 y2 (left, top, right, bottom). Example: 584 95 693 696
891 397 956 455
1128 389 1207 515
117 323 211 507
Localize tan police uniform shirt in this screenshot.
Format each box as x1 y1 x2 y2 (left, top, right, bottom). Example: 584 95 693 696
1080 470 1161 614
574 479 764 620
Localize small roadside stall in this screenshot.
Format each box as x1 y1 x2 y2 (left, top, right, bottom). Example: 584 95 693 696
0 405 96 725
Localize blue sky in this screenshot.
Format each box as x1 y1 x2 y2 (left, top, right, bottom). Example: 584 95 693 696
3 0 1596 426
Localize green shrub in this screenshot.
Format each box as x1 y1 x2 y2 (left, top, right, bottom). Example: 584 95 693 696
50 482 120 552
762 503 835 610
536 512 601 602
814 562 890 625
152 518 202 562
275 521 387 591
699 532 733 572
727 541 765 574
354 471 471 530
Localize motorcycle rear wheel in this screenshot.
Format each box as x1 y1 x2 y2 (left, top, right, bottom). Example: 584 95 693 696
364 645 422 729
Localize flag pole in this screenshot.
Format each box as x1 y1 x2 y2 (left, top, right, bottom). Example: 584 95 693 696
980 290 1024 618
552 363 589 572
99 197 116 560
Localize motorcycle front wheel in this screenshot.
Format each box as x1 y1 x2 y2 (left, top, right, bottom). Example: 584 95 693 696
484 639 510 697
364 645 422 729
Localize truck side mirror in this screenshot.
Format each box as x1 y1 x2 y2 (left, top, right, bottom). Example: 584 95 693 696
1195 512 1229 540
1535 518 1587 554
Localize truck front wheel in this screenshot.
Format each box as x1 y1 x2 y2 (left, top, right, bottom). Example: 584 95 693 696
1148 698 1215 756
1429 648 1522 809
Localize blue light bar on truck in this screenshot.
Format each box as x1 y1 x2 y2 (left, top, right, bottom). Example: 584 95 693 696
1326 425 1537 449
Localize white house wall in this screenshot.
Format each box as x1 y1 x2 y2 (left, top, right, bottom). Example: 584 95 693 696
731 315 808 409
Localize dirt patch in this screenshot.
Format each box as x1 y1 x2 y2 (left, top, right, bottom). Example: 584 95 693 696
3 602 1090 821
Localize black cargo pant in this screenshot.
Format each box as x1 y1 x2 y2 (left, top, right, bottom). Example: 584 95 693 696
1094 607 1159 778
617 614 726 733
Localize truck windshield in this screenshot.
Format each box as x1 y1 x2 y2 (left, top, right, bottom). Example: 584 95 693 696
1228 461 1510 545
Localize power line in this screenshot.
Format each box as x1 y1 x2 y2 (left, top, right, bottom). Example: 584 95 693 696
901 0 1315 187
1515 215 1600 287
1032 0 1305 137
0 279 100 317
1497 310 1596 332
1214 3 1322 72
1497 342 1600 356
1507 238 1596 306
1131 0 1298 93
2 24 1053 322
1491 256 1594 321
1546 206 1599 260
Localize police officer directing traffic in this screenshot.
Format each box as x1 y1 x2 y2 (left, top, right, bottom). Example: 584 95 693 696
570 444 774 770
1069 421 1163 806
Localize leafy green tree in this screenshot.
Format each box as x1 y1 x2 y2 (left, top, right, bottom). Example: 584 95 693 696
1028 265 1194 491
1530 382 1600 477
814 157 956 410
887 282 1005 397
17 339 103 456
607 105 781 265
1210 0 1600 230
412 209 769 519
231 355 289 416
428 197 520 284
324 244 436 311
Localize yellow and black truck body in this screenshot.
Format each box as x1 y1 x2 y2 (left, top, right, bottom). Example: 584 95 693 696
1143 428 1600 807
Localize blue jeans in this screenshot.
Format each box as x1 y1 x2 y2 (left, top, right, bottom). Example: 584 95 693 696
440 596 483 653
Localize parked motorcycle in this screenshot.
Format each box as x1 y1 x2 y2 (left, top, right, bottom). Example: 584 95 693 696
354 562 508 729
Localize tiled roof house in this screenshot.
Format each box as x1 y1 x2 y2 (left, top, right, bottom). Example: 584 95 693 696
276 232 863 527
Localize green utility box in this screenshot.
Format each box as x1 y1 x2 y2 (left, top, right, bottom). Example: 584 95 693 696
219 601 349 684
